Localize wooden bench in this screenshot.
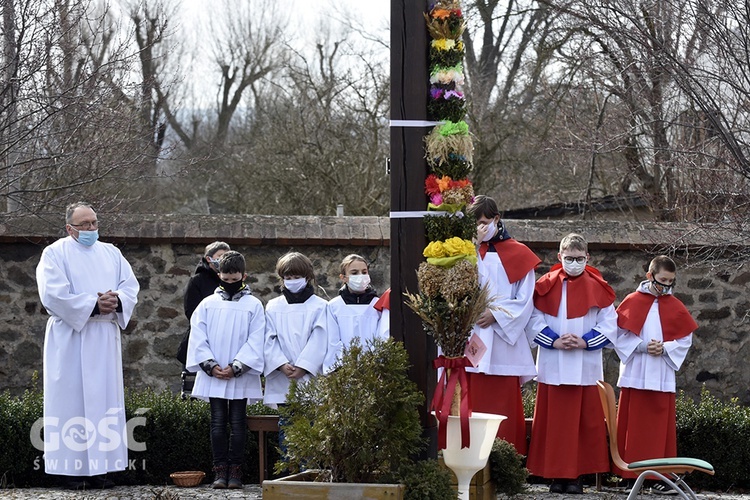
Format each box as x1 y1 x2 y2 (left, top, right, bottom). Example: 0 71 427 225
246 415 280 483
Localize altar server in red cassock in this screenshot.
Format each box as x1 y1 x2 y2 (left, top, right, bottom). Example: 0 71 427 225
525 233 617 494
466 196 541 455
611 255 697 486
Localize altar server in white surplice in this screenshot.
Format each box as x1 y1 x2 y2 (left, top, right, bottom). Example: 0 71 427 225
186 251 265 489
35 202 139 489
263 251 327 406
323 254 383 374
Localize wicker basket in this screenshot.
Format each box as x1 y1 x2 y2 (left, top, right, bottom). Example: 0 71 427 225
170 470 206 487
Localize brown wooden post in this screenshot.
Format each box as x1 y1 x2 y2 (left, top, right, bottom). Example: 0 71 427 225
390 0 437 457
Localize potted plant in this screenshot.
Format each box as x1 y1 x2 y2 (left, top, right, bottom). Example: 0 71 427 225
262 337 455 500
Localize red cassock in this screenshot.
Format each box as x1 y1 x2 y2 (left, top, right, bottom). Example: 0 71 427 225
527 383 611 479
467 372 528 455
615 388 677 478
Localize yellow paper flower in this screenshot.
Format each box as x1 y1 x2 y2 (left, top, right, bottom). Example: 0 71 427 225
423 241 447 258
443 237 474 256
431 39 456 51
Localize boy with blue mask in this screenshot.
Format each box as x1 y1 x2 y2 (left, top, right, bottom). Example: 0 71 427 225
263 251 327 407
611 255 697 494
186 251 265 489
525 233 617 494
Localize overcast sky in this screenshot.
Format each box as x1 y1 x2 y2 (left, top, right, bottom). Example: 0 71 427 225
174 0 390 106
180 0 390 48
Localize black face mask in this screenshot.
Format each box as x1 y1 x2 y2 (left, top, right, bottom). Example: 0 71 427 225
651 278 674 295
221 280 244 296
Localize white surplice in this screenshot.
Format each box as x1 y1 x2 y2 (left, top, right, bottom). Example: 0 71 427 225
612 282 693 393
186 290 265 401
468 252 537 382
36 236 139 476
526 280 618 386
323 296 383 373
263 294 327 405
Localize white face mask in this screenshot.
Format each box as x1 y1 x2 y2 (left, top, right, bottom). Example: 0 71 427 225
284 278 307 294
562 260 586 277
347 274 371 293
480 220 497 242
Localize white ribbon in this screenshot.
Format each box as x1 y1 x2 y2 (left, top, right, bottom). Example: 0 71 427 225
389 211 449 218
389 120 444 127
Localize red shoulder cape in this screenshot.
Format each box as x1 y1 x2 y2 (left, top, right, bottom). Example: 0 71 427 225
616 291 697 341
374 289 390 311
478 239 541 284
533 264 615 319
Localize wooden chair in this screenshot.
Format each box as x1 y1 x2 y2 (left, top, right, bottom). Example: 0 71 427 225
596 380 714 500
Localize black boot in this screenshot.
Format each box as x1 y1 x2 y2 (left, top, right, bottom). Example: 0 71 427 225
565 477 584 494
227 465 243 489
211 464 228 489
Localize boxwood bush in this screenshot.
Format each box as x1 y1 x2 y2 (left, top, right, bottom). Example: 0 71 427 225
2 375 748 492
676 386 750 491
0 373 279 488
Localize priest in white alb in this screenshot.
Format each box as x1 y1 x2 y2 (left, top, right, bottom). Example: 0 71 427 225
36 201 139 490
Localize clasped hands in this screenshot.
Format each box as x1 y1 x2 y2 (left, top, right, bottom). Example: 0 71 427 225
211 365 234 380
280 363 307 380
646 339 664 356
552 333 586 350
96 290 119 315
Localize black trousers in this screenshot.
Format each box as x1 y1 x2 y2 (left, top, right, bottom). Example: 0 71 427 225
209 398 247 466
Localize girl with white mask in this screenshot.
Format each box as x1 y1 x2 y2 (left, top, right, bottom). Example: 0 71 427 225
323 254 384 373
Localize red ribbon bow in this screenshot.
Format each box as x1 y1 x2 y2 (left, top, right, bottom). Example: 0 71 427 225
431 355 473 449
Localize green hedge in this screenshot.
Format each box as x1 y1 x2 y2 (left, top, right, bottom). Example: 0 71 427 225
2 377 748 491
676 386 750 491
521 381 749 491
0 375 280 488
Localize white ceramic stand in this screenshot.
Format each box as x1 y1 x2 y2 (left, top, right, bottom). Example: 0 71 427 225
438 412 506 500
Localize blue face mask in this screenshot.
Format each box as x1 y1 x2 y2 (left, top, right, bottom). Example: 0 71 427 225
76 229 99 246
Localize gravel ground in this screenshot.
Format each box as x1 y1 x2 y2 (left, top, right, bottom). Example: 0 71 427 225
0 482 747 500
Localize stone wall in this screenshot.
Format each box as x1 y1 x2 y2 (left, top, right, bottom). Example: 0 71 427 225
1 214 748 405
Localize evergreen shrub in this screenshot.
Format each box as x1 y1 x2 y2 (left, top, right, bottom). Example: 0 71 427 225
488 438 529 496
279 337 425 483
391 458 456 500
676 387 750 490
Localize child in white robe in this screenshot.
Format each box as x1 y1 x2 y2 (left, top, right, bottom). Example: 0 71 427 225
611 255 696 493
525 233 618 494
186 251 265 490
323 254 383 373
263 252 328 406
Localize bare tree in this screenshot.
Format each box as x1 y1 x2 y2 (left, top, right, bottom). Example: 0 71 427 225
0 0 175 216
543 0 750 223
195 20 390 216
459 0 575 206
157 0 290 152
